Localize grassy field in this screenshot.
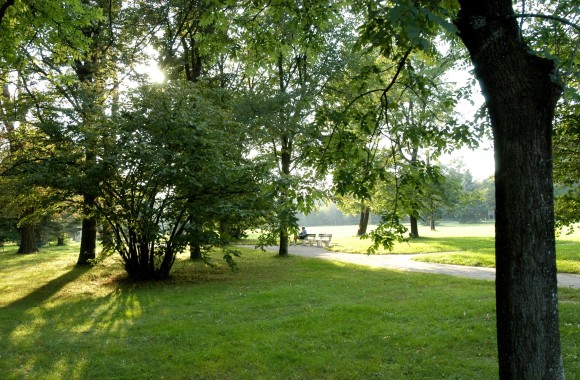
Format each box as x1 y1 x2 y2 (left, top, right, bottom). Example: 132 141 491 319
245 222 580 274
0 242 578 379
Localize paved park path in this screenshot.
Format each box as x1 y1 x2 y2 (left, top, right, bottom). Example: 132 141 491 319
259 244 580 290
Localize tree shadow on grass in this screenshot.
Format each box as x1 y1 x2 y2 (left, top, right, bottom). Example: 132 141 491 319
1 266 90 310
0 267 143 379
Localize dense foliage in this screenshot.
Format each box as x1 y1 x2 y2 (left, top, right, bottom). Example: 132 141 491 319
1 0 577 377
93 83 268 279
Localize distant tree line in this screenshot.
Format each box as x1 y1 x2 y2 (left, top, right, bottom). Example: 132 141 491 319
298 164 496 228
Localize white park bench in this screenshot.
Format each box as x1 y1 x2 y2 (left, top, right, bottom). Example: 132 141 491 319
316 233 332 247
302 234 318 246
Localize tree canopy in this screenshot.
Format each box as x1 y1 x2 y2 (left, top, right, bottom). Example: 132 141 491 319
1 1 577 376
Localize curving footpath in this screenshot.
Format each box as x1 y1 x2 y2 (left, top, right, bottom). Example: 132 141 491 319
259 244 580 290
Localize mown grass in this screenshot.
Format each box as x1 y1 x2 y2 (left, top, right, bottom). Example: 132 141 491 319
413 239 580 274
244 222 580 274
0 243 578 379
408 225 580 274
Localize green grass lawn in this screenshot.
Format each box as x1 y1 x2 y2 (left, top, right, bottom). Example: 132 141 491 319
0 243 578 379
244 222 580 274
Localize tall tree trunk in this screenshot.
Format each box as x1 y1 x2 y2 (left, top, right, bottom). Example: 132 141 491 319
429 195 436 231
77 194 97 266
73 14 105 266
457 2 564 378
183 36 203 82
409 215 419 238
357 210 364 235
357 206 370 236
278 134 292 257
17 222 37 254
277 52 292 257
278 229 289 256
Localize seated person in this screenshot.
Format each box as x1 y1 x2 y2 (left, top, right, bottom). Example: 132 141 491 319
294 227 308 244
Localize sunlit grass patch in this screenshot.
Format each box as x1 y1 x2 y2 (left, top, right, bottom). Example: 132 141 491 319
554 240 580 274
414 249 496 267
412 239 579 274
243 223 579 274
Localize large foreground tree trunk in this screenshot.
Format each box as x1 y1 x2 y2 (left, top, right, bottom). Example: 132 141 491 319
457 2 564 378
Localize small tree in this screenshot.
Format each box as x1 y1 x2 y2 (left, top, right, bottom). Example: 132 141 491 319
96 83 266 280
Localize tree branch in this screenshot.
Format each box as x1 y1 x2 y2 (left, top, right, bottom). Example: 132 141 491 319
514 13 580 33
344 49 412 112
382 49 412 98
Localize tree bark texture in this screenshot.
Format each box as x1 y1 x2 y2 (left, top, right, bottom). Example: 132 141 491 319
409 215 419 238
278 132 292 257
183 36 203 82
457 2 564 379
357 206 370 236
77 194 97 266
17 223 37 254
278 229 289 256
276 53 292 257
77 217 97 265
